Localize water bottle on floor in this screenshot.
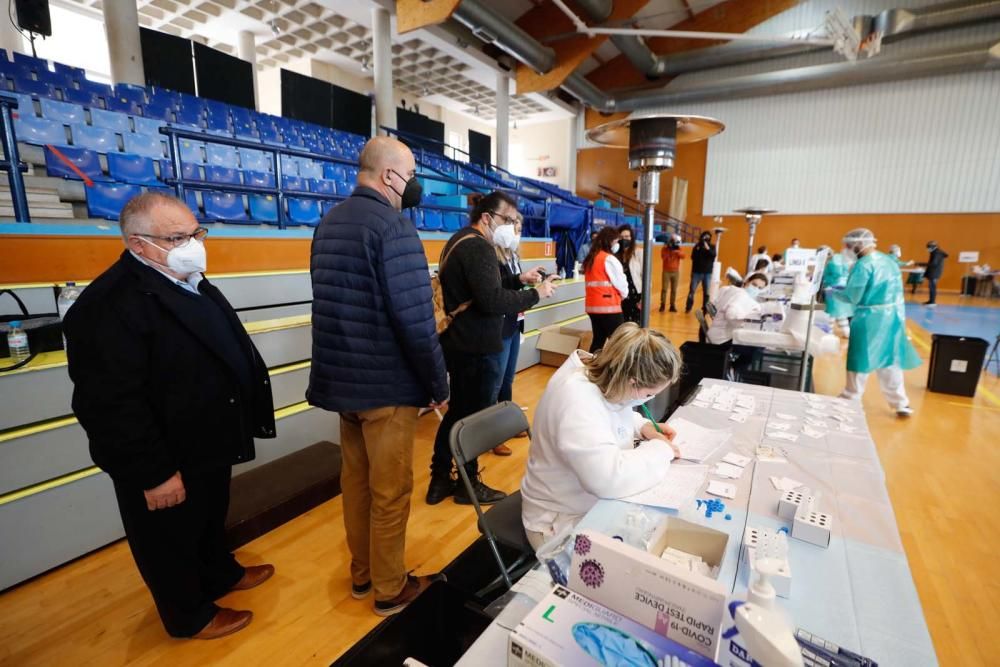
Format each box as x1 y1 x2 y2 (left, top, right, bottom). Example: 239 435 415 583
57 282 81 349
7 321 30 362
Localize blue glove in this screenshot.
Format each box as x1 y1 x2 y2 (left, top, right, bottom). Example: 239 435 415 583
572 622 658 667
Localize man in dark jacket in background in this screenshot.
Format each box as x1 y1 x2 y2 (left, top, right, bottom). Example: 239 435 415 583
65 193 276 640
308 136 450 616
428 191 557 506
685 230 717 313
923 240 948 307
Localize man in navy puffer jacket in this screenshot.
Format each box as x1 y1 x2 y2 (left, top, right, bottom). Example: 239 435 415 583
308 136 448 617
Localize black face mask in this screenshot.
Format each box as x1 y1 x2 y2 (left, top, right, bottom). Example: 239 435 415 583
701 236 711 244
388 169 422 210
619 239 632 250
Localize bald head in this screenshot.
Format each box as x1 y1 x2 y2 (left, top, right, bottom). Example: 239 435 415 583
120 192 196 241
357 136 417 211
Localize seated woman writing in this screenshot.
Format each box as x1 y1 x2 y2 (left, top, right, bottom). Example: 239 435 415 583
520 323 683 550
706 271 778 345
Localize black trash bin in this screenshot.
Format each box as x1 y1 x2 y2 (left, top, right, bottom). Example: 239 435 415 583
927 335 989 397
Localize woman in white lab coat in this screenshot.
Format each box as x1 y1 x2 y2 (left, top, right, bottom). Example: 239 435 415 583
706 272 774 345
520 323 683 550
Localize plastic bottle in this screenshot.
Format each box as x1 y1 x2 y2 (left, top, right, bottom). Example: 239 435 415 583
7 320 30 362
57 282 81 350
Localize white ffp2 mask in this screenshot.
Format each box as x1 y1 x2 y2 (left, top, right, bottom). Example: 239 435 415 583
139 236 208 276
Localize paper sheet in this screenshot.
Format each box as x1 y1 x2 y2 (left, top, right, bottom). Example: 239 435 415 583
706 480 736 499
801 426 825 439
619 464 709 510
714 462 745 479
770 476 803 492
722 453 751 467
669 417 731 462
774 412 798 421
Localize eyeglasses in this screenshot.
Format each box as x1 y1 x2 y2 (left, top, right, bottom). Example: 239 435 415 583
488 210 518 225
135 227 209 248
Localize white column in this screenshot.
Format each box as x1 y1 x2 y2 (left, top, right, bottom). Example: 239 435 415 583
371 7 394 135
103 0 145 86
496 72 510 170
0 5 24 58
237 30 260 110
567 109 581 193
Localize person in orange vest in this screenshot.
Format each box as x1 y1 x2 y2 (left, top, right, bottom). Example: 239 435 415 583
583 226 630 351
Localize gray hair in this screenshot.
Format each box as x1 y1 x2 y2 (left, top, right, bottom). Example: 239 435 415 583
119 191 187 241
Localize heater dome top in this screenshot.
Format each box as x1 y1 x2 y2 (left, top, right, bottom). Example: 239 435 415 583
734 207 778 216
586 111 725 148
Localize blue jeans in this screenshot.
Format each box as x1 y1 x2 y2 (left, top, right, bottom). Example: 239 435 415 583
686 272 711 311
491 332 522 403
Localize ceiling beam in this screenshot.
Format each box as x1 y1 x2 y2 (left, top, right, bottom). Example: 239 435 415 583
585 0 800 91
514 0 651 95
396 0 462 35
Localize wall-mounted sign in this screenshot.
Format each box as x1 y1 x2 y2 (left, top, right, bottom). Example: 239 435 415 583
958 251 980 263
537 166 557 177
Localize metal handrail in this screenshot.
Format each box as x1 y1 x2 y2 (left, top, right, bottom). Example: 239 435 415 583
597 183 703 240
0 95 31 223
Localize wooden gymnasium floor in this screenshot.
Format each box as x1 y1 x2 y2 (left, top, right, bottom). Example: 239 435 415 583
0 293 997 667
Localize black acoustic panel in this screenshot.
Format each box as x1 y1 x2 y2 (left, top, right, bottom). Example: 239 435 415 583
14 0 50 36
194 42 255 109
281 68 332 126
140 28 195 95
468 130 491 166
397 107 444 154
330 83 371 137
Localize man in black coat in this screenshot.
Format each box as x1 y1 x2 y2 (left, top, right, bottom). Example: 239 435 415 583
64 193 276 640
308 136 450 616
923 240 948 306
685 230 716 313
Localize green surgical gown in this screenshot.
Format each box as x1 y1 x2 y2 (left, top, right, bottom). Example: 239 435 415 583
833 251 922 373
823 253 853 318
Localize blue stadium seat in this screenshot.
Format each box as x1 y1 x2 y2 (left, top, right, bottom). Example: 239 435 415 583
184 189 201 216
39 98 85 124
203 191 248 222
323 163 347 181
248 194 279 223
148 89 180 109
258 124 282 144
12 52 48 70
287 198 321 226
61 88 101 108
243 170 275 188
310 178 335 195
131 116 164 136
54 62 86 81
160 160 200 181
34 70 72 89
71 124 119 153
173 106 203 127
77 80 113 105
204 113 231 134
107 152 160 186
179 139 205 163
239 148 270 172
321 200 337 216
334 180 353 196
143 102 173 121
13 115 67 145
279 155 298 175
298 160 322 179
233 121 257 140
115 84 146 106
11 78 55 98
123 133 166 159
442 211 463 232
204 165 241 185
105 95 142 115
205 144 238 168
230 107 252 126
5 92 36 117
86 182 142 219
44 145 109 182
421 209 443 231
282 175 308 192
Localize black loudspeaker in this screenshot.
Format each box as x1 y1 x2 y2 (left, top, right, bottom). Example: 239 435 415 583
15 0 51 36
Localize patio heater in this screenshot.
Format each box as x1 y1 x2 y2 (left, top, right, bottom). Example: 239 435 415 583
735 207 777 275
588 112 724 327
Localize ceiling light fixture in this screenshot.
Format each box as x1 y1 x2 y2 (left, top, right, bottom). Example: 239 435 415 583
270 19 280 36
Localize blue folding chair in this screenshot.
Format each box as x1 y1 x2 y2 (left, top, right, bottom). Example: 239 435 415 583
205 144 239 168
243 170 275 188
13 115 68 145
310 178 336 195
123 133 167 159
287 197 321 226
39 98 85 124
282 175 308 192
107 152 160 186
71 124 119 153
204 165 241 185
44 145 109 182
239 148 270 172
203 191 248 222
86 182 142 219
248 194 279 223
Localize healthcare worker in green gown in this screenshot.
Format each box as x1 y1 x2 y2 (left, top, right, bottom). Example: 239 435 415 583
821 244 853 337
832 228 921 417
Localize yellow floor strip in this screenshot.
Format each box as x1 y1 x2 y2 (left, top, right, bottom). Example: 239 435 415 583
270 360 311 375
0 416 77 443
528 296 585 314
524 314 589 339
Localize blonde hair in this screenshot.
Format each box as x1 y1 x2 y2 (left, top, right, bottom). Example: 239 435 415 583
583 323 682 402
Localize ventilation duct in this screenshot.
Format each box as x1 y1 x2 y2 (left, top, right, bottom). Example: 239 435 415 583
452 0 556 74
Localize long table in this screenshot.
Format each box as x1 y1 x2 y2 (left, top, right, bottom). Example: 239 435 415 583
457 379 936 666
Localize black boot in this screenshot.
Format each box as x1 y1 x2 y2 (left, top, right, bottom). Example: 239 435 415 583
425 475 455 505
454 474 506 505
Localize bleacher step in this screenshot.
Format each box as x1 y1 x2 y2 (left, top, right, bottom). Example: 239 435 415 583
0 186 63 205
0 201 75 218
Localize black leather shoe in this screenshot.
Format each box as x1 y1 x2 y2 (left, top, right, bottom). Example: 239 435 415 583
454 478 506 505
426 476 455 505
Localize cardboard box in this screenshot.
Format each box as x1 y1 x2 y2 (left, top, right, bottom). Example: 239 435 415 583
568 531 729 660
508 585 717 667
559 323 594 353
645 516 729 580
536 328 583 367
